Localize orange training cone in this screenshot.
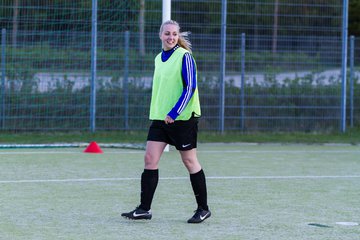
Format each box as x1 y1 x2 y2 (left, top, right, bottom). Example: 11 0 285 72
84 141 103 153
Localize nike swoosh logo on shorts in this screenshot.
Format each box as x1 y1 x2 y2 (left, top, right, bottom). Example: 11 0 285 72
182 144 191 148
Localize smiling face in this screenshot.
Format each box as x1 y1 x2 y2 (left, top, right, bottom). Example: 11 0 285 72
159 23 179 51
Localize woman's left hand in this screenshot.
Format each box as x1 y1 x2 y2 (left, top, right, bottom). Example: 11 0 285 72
164 115 174 124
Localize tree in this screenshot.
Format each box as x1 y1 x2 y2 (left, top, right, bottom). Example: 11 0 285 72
272 0 279 54
139 0 145 56
349 0 360 35
12 0 19 47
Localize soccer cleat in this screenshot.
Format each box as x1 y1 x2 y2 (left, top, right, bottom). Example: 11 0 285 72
187 208 211 223
121 207 152 220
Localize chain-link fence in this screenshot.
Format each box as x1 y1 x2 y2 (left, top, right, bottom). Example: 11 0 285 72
0 0 357 132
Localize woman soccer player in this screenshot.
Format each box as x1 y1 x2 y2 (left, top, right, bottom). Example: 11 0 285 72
121 20 210 223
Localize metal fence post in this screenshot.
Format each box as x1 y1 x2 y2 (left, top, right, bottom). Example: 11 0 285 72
124 31 130 130
162 0 171 22
90 0 98 132
219 0 227 133
1 28 6 129
240 33 246 130
349 35 354 128
340 0 349 133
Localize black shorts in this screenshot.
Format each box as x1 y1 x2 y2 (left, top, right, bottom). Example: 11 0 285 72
147 117 199 151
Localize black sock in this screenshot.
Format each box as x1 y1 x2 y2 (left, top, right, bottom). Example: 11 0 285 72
139 169 159 211
190 169 209 211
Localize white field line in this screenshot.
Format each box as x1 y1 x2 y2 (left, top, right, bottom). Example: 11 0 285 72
0 151 144 155
199 150 360 153
0 175 360 184
1 150 360 155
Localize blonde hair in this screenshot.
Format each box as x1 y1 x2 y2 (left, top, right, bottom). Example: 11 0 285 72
159 20 192 53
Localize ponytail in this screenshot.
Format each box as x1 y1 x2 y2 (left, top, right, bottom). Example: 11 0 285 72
178 31 192 53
